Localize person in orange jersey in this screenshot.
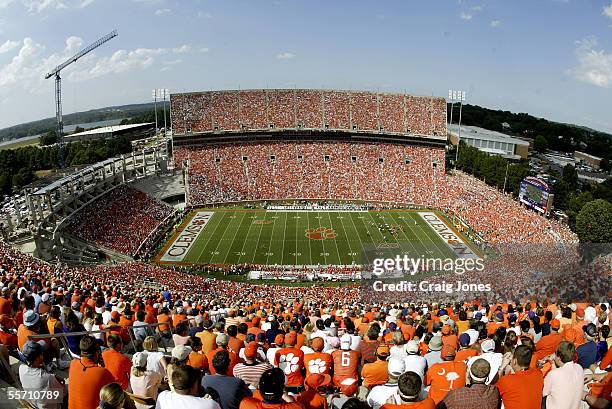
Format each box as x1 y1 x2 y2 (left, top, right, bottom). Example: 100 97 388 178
361 344 390 389
297 373 331 409
424 345 467 404
304 337 332 377
496 345 544 409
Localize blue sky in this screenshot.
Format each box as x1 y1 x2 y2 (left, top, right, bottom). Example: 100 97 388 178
0 0 611 133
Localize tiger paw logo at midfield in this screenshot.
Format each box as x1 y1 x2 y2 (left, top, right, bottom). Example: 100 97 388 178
305 227 337 240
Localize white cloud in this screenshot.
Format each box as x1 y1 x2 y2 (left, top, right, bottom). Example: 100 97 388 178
0 39 20 54
154 8 170 15
0 37 45 87
70 47 165 80
460 12 472 20
197 11 211 18
604 4 612 19
470 5 482 11
490 20 501 27
22 0 67 13
78 0 94 7
200 47 209 53
0 0 16 8
276 52 295 60
572 37 612 88
172 45 191 54
162 59 182 65
0 35 195 89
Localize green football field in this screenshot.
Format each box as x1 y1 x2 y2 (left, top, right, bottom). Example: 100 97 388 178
158 209 464 266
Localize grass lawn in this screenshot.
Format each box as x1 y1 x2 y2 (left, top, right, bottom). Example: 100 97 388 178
158 209 466 266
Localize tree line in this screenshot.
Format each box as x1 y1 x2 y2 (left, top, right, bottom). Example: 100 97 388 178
454 143 612 244
0 137 132 198
449 103 612 169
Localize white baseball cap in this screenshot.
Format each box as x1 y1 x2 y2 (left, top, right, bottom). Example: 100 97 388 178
340 334 352 350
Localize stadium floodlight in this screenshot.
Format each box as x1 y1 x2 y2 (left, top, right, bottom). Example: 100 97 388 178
448 89 467 168
162 88 169 135
152 89 159 133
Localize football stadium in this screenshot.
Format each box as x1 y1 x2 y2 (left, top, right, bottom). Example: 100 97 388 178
0 3 611 409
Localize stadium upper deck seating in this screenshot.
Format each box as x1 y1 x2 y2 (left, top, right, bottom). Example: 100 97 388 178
170 89 447 137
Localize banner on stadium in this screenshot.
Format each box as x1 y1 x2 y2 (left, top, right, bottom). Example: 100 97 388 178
417 212 480 259
160 211 214 262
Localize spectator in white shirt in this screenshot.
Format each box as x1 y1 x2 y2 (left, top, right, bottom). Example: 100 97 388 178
403 340 427 381
543 341 584 409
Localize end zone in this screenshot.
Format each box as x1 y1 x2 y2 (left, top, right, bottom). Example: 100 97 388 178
418 212 481 259
159 211 214 262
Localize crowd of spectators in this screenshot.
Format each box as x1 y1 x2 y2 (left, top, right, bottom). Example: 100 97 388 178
170 89 446 137
175 143 575 246
65 185 175 257
0 237 610 409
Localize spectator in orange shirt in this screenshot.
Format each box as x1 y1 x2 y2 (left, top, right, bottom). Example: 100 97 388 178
172 306 187 328
358 326 381 365
496 345 544 409
381 371 436 409
274 331 305 392
361 344 390 388
0 287 11 316
535 319 562 360
304 337 332 376
157 307 172 336
424 345 467 404
197 320 217 355
18 311 62 366
228 325 245 354
187 336 208 372
68 335 115 409
101 334 132 390
298 373 331 409
454 333 478 363
441 325 459 350
206 333 239 375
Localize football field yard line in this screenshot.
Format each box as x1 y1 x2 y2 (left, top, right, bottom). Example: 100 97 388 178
199 212 237 263
410 213 456 259
306 212 313 263
173 209 471 266
251 211 267 264
186 211 226 263
388 212 431 258
346 212 371 264
337 213 359 264
294 213 299 265
317 211 328 265
219 211 248 264
265 212 281 265
237 212 259 264
281 211 288 265
325 212 343 264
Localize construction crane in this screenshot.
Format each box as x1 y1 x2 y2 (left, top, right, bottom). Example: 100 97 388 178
44 30 118 167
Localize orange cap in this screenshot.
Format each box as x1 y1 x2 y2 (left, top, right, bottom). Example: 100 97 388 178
244 342 259 359
550 319 560 330
576 308 585 318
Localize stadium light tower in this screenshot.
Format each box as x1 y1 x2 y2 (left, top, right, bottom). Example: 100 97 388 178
44 30 118 167
448 90 466 168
